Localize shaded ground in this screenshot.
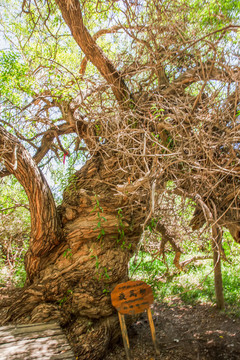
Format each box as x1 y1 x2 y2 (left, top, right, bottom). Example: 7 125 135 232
1 287 240 360
104 302 240 360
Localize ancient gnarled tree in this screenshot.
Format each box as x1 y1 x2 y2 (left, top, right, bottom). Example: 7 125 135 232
0 0 239 358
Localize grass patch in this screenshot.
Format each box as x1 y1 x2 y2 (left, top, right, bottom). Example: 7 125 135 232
129 250 240 311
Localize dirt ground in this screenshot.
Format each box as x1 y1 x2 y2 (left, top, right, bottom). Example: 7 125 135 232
104 302 240 360
1 287 240 360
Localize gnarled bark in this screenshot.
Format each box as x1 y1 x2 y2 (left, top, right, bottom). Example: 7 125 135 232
3 147 149 359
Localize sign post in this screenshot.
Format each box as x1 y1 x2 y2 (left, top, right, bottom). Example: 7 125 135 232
111 280 160 359
118 312 131 360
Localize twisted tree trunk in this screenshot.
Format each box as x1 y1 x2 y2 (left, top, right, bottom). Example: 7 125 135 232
1 128 149 358
0 0 149 349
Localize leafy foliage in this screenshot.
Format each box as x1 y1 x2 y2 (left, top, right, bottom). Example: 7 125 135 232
129 232 240 313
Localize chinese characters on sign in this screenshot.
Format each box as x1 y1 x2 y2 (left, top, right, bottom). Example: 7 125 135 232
111 280 154 315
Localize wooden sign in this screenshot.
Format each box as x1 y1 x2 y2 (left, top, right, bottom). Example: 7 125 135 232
111 280 154 315
111 280 159 360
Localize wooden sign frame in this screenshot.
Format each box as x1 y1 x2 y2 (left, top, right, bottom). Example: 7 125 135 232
111 280 160 359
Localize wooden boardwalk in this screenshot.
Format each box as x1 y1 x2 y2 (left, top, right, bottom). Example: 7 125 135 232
0 322 75 360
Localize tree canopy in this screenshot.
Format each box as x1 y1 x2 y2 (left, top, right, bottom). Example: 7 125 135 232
1 0 239 237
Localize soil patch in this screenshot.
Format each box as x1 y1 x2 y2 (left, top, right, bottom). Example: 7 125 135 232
104 302 240 360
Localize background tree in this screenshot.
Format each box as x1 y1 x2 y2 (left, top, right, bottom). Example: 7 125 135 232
0 0 239 358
